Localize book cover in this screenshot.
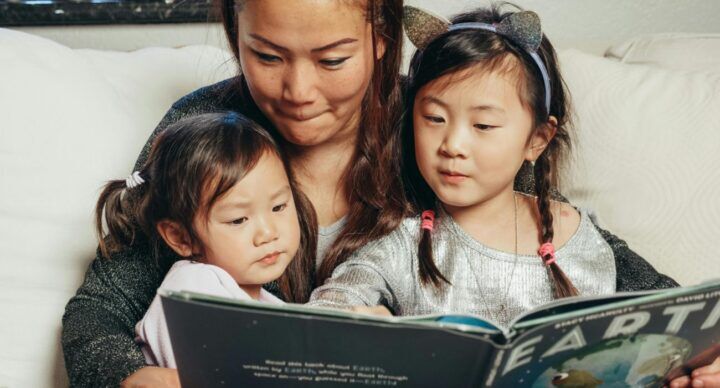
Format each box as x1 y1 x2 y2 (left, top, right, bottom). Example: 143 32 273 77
161 279 720 387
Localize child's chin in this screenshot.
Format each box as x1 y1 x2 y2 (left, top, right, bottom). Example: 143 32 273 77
435 192 476 209
252 262 291 284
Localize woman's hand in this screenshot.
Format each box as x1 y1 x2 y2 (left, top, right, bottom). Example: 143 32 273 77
668 356 720 388
120 366 180 388
351 305 393 317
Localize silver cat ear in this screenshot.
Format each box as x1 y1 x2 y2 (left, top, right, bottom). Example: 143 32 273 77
403 5 451 50
496 11 543 52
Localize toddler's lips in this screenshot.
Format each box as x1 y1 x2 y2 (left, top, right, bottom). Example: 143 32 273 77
259 251 281 265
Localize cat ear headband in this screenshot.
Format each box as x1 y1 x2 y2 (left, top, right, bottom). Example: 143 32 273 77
403 6 551 114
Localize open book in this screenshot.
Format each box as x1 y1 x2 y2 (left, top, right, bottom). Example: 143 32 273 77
160 279 720 387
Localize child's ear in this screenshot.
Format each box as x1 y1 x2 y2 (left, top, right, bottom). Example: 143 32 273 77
156 220 194 257
525 116 558 162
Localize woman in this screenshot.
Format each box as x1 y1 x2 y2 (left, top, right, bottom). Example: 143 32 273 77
61 0 408 386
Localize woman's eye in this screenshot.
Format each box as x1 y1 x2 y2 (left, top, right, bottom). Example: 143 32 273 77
253 50 281 63
474 123 496 131
320 57 350 68
424 115 445 124
272 203 287 212
230 217 248 225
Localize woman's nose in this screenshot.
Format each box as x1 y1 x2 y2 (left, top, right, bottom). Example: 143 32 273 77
282 61 318 106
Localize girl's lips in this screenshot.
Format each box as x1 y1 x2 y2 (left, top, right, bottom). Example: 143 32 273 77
440 171 468 184
259 252 281 265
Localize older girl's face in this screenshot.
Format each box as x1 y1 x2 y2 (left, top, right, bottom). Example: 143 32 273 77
413 65 547 210
237 0 383 147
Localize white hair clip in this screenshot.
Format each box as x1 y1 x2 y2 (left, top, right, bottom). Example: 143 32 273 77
125 171 145 189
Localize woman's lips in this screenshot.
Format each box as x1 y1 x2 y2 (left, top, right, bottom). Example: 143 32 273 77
279 109 325 122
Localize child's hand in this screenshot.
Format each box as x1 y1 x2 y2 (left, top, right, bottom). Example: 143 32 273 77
121 366 180 388
350 305 393 317
668 356 720 388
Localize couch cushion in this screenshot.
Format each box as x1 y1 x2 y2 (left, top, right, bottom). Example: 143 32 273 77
605 33 720 73
0 28 234 387
559 49 720 287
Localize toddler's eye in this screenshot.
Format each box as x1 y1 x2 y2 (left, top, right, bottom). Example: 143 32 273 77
474 123 496 131
273 203 287 212
424 115 445 124
230 217 248 225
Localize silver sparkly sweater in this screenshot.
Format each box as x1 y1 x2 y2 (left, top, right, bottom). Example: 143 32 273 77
61 78 678 387
308 208 617 328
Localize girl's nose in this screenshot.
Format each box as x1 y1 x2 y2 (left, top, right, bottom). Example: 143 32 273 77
440 126 468 159
253 216 279 246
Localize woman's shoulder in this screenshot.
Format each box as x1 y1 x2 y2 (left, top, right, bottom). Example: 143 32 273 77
133 76 253 170
169 76 246 114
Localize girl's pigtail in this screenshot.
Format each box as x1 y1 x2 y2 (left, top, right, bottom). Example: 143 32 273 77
94 172 147 259
534 154 579 298
417 209 450 287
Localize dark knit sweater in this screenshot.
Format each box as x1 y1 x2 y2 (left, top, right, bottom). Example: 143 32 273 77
61 77 678 387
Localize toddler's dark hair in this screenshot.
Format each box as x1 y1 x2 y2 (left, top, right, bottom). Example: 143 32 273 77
95 112 317 302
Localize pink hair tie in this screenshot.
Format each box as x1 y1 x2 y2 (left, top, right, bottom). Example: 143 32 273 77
421 210 435 231
538 242 556 266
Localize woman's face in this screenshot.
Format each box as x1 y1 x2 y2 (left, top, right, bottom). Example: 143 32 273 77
237 0 383 147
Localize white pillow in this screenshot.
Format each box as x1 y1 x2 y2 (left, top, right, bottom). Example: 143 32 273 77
0 28 234 388
559 49 720 287
605 33 720 73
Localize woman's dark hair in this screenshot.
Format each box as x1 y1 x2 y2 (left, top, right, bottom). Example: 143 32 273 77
403 3 578 298
95 112 317 303
218 0 410 285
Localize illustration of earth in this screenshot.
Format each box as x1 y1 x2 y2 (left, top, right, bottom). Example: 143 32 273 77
531 334 692 387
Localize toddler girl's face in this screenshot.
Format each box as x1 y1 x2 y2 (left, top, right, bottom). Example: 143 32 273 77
413 63 538 210
194 151 301 286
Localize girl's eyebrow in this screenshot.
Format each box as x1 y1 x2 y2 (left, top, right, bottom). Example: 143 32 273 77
249 34 357 53
421 95 506 114
270 185 291 200
471 104 506 114
216 200 251 211
420 95 448 107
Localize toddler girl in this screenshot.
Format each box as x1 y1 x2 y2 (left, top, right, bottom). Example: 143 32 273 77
95 112 316 367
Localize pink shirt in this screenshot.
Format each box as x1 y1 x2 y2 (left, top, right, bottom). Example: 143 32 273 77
135 260 283 368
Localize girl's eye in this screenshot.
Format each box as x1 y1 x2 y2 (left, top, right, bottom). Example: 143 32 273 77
252 50 282 63
320 57 350 68
474 124 497 131
424 115 445 124
230 217 248 225
272 203 287 212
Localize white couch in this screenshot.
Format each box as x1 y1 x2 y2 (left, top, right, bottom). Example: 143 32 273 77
0 28 718 387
